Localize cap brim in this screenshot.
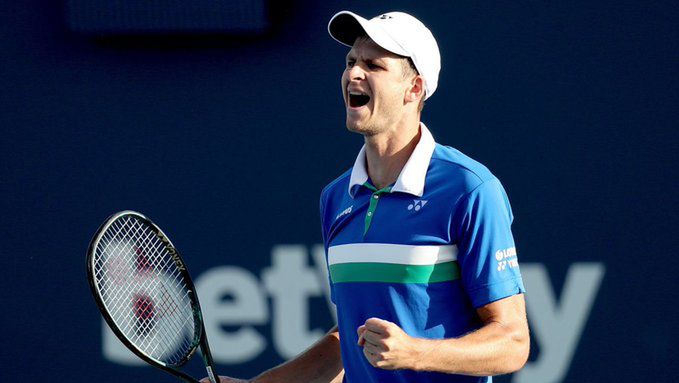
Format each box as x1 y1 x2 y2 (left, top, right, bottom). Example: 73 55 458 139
328 11 366 47
328 11 409 56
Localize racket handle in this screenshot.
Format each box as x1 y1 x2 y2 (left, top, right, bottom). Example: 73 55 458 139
200 323 219 383
206 365 218 383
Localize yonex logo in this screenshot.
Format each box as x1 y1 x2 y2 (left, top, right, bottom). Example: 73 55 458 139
495 247 518 272
379 14 393 19
407 200 428 211
157 231 185 271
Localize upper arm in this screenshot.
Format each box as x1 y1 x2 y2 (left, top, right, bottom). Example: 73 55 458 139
477 294 527 326
476 294 530 348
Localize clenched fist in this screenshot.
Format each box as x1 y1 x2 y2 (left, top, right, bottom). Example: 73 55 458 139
357 318 424 371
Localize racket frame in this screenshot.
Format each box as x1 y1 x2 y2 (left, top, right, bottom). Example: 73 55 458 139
86 210 218 383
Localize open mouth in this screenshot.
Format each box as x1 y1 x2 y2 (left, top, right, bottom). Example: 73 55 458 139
349 92 370 108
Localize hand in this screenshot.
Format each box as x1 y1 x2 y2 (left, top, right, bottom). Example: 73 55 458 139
200 376 249 383
357 317 422 370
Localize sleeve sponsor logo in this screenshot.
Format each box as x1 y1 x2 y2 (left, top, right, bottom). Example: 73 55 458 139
495 247 518 271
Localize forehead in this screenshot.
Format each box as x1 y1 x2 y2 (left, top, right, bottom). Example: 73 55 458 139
346 37 401 60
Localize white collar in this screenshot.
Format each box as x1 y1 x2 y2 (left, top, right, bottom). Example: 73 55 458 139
348 122 436 198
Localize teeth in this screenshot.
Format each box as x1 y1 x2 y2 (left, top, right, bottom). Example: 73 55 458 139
349 91 367 96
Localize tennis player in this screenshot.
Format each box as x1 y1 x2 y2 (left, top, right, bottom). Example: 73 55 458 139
205 10 528 383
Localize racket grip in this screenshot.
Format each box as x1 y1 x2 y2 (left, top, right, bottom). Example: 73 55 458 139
206 365 218 383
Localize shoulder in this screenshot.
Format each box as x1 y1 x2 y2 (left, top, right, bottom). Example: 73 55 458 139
321 168 352 200
319 168 352 231
428 144 499 194
320 167 353 213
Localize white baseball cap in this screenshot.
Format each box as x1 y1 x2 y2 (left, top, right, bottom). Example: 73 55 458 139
328 11 441 99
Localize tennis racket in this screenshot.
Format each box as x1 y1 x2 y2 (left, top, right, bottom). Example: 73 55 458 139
87 210 218 383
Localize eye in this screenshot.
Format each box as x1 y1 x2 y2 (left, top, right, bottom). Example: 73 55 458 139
346 60 355 68
368 63 380 70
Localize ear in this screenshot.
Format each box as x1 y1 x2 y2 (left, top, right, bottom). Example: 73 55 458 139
404 76 425 105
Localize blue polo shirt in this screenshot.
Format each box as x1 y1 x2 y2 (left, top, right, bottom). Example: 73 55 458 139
320 124 525 383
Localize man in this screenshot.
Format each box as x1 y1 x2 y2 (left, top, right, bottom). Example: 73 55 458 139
206 10 528 383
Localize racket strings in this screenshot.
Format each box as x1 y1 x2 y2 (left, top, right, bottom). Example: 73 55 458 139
97 218 194 362
92 216 197 366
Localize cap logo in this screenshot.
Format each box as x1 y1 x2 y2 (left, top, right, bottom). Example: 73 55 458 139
378 14 393 19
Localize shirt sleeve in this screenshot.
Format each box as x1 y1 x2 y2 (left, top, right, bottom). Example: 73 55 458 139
452 177 525 308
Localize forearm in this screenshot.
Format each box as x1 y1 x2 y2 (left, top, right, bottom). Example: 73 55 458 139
413 320 529 376
252 326 344 383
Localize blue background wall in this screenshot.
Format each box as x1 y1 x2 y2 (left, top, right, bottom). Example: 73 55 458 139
2 1 677 382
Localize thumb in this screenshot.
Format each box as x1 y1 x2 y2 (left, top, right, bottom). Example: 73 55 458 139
357 325 366 345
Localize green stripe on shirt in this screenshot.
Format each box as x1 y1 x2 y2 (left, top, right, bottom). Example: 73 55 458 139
330 261 460 284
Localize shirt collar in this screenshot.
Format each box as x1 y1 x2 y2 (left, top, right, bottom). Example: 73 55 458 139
348 122 436 198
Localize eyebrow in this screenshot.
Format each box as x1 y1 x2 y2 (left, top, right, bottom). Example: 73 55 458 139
345 52 384 65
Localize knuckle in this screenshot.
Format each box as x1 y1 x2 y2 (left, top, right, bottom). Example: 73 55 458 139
383 342 391 351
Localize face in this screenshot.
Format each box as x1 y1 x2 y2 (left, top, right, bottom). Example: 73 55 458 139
341 38 415 135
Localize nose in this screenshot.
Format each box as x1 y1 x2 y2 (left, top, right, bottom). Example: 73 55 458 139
348 63 366 80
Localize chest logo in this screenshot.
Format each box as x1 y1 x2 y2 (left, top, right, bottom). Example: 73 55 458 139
336 205 353 220
407 200 428 212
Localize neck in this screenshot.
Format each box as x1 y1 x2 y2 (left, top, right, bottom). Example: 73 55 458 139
364 119 422 189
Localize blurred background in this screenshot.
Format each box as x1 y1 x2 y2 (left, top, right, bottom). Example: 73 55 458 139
1 1 677 382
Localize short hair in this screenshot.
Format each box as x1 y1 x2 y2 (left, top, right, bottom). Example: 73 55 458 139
400 57 425 113
401 57 418 79
401 56 424 112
